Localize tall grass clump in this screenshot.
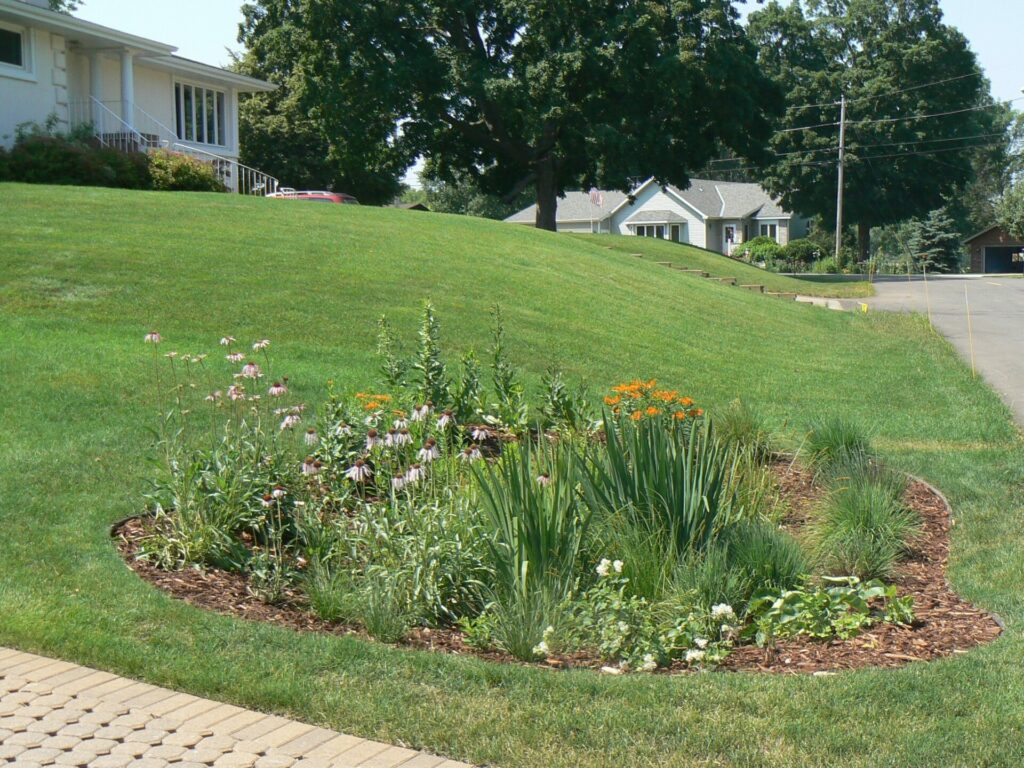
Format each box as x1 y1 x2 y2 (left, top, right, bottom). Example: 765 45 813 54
715 400 775 462
583 416 741 559
802 417 872 478
814 470 921 581
472 440 588 659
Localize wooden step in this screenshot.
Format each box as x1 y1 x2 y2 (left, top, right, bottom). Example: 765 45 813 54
678 269 710 277
630 253 644 258
765 291 798 300
740 284 765 293
655 261 673 267
709 277 737 286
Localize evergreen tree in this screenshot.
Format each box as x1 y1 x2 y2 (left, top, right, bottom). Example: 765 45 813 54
909 208 963 273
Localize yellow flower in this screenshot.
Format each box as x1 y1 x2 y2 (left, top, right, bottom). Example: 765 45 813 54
645 406 661 416
604 395 622 406
630 411 644 421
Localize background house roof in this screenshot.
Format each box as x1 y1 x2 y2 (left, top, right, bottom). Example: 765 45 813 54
504 189 629 223
624 209 688 224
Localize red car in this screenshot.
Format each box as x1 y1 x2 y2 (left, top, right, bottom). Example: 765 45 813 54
267 189 360 204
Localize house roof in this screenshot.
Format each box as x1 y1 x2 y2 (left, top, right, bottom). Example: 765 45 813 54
504 189 629 223
961 224 1024 245
0 0 275 92
505 178 792 225
624 209 688 224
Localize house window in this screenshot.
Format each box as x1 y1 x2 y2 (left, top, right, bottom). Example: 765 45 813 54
175 82 227 146
636 225 666 238
0 22 31 76
759 223 779 241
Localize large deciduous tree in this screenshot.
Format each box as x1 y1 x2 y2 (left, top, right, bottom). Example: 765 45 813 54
239 0 778 227
747 0 999 262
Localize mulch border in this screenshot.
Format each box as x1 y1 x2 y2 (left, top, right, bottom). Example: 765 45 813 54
111 463 1004 675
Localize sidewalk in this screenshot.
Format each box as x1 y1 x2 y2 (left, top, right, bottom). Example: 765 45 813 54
0 648 472 768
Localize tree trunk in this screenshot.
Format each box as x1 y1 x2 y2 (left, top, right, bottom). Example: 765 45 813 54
534 155 558 231
858 221 871 263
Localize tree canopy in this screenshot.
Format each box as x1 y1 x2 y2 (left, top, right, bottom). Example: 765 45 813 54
746 0 1003 262
239 0 779 227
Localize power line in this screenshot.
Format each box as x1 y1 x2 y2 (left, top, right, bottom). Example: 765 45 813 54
844 97 1024 128
785 71 987 113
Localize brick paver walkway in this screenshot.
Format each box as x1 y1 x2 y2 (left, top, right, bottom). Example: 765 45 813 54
0 648 472 768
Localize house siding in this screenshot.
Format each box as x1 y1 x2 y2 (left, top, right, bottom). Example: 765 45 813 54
610 185 707 249
0 25 60 145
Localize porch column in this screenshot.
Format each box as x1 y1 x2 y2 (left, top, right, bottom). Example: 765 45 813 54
120 49 135 130
89 51 103 126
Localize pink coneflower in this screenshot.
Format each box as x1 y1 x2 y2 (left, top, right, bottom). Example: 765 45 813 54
241 362 262 379
228 384 245 401
460 444 483 462
219 336 236 346
391 473 406 491
436 410 454 429
385 428 399 447
280 413 301 430
272 485 287 499
393 417 409 430
164 351 178 359
366 429 381 450
405 463 425 483
304 428 319 446
301 456 320 476
470 426 491 442
345 459 373 483
411 403 431 422
144 332 161 343
333 422 352 437
253 339 271 351
226 352 244 363
536 473 551 487
205 390 222 402
268 381 288 397
261 493 275 508
417 438 440 463
395 428 413 447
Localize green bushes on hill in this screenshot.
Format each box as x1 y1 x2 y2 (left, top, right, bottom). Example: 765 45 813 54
0 122 225 192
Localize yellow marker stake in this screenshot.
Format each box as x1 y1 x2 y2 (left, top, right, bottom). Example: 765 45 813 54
860 303 869 314
923 265 933 331
965 284 977 379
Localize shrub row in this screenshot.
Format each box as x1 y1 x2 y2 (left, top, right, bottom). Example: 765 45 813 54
0 127 225 192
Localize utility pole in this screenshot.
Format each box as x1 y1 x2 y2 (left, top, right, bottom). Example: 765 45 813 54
834 94 847 265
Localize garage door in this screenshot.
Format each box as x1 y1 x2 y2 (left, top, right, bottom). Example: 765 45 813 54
983 246 1024 274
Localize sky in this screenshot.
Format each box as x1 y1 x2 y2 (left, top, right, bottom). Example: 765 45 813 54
74 0 1024 186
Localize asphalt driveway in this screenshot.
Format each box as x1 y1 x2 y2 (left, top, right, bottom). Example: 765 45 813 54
864 275 1024 424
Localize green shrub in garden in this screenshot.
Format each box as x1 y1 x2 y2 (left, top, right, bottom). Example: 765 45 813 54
148 149 227 192
803 417 872 478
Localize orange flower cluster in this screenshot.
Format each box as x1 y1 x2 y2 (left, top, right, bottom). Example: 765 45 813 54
356 392 393 411
605 379 703 422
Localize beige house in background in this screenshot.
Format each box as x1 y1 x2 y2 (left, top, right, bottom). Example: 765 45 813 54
506 177 809 256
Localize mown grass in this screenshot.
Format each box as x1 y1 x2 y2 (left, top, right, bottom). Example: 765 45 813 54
573 233 876 298
2 183 1023 767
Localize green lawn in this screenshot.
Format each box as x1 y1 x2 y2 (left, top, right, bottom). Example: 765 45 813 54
572 233 876 298
2 183 1023 767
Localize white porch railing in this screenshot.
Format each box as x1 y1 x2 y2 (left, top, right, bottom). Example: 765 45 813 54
68 97 159 153
68 98 279 196
170 143 279 196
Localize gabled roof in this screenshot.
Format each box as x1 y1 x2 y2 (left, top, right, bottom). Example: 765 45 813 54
624 209 688 224
504 189 629 223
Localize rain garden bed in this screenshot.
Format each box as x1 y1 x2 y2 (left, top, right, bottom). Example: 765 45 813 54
121 305 1001 674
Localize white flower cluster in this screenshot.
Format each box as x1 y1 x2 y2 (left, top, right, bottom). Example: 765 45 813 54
639 653 658 672
710 603 735 620
532 625 556 657
595 558 625 577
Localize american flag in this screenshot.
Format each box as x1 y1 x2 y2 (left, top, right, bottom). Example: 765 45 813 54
589 187 604 207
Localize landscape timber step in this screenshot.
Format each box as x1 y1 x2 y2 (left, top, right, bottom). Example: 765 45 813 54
655 261 673 267
765 291 799 300
630 252 644 258
741 284 765 293
708 277 738 286
678 268 710 277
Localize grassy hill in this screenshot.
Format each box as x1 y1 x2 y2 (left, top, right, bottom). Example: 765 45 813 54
1 183 1023 768
571 233 875 298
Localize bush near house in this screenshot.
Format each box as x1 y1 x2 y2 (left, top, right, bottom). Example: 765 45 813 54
733 235 783 265
0 123 225 192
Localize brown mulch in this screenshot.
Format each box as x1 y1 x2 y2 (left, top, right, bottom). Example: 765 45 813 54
114 463 1003 675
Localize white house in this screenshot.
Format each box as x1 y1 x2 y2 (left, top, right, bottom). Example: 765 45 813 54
0 0 277 193
505 177 810 256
